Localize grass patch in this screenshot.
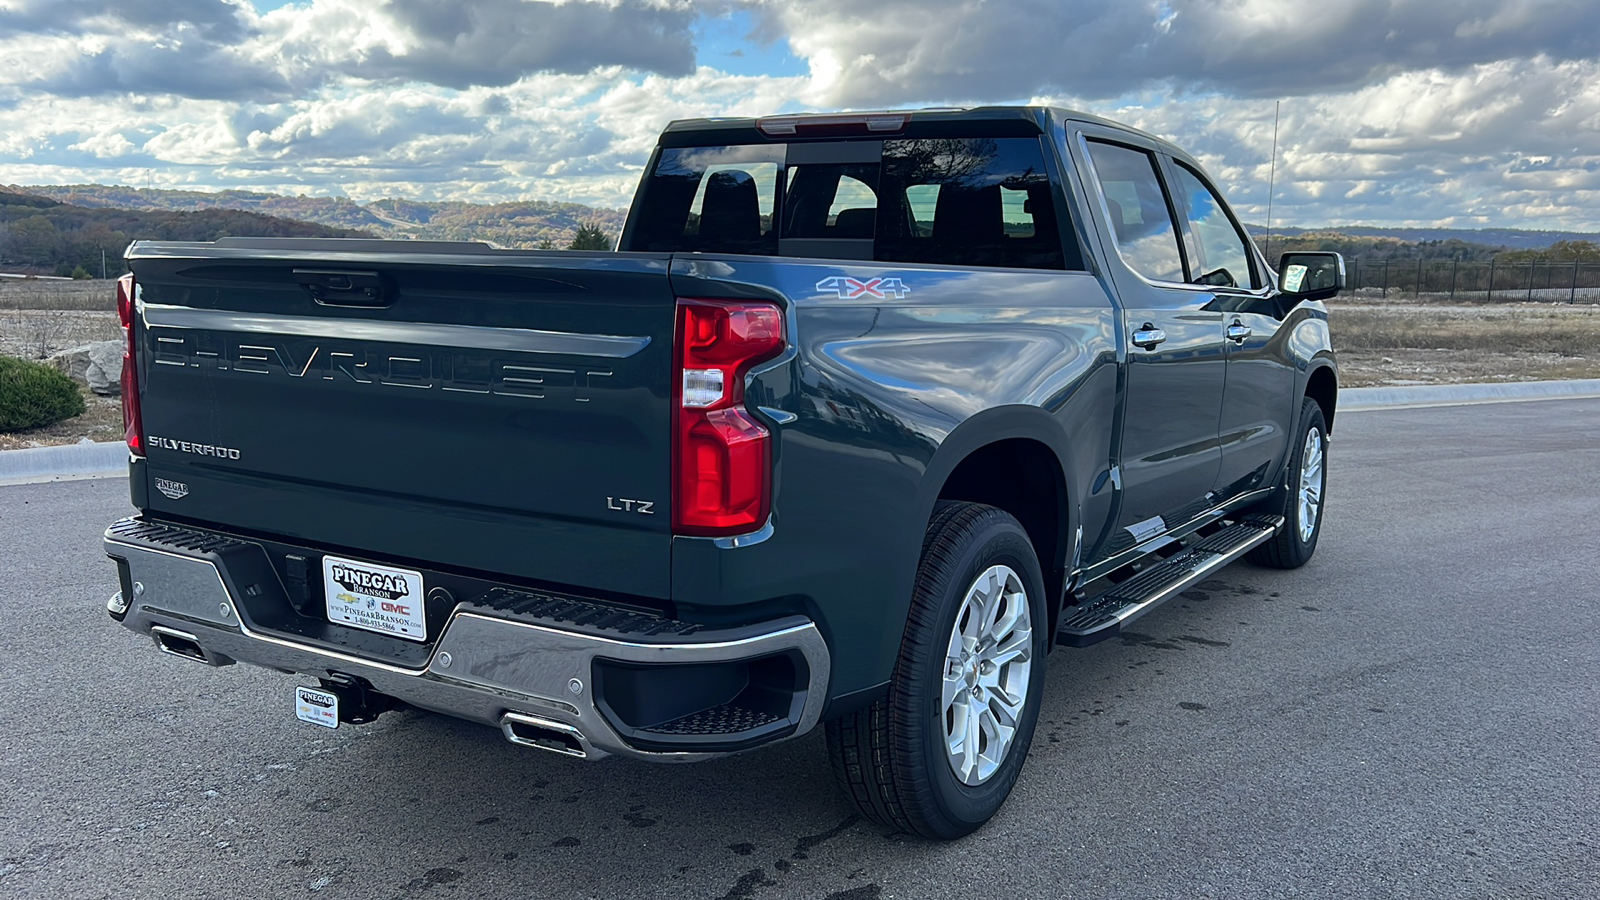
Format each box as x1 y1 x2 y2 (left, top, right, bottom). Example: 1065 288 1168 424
0 280 116 311
1330 305 1600 355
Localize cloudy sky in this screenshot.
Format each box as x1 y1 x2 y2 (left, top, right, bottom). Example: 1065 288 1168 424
2 0 1598 229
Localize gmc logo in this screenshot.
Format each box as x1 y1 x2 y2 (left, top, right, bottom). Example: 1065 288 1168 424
150 330 613 401
381 602 411 615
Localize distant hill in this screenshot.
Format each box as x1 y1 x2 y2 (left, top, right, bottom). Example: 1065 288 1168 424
0 189 372 277
1246 224 1600 252
16 184 628 251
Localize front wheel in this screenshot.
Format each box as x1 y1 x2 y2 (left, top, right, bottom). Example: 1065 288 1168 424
1247 397 1328 569
826 502 1048 839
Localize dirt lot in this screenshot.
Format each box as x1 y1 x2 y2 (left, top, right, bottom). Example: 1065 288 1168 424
0 280 119 360
3 280 1599 446
1329 297 1600 386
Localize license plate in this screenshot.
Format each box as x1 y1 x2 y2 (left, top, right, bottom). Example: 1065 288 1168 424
295 685 339 729
323 554 427 641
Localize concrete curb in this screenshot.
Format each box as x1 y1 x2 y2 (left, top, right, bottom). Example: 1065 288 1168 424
0 441 128 487
3 379 1599 488
1341 378 1600 411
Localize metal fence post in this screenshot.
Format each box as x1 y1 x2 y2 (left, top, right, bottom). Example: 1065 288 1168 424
1416 257 1424 299
1381 260 1388 299
1527 262 1535 301
1449 259 1458 300
1572 261 1581 304
1488 257 1495 301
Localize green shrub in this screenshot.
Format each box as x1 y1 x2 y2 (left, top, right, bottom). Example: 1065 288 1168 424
0 355 88 431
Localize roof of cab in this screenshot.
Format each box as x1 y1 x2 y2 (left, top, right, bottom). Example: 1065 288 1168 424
659 105 1172 152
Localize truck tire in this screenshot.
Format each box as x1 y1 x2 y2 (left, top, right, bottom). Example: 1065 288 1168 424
1247 397 1328 569
826 501 1048 839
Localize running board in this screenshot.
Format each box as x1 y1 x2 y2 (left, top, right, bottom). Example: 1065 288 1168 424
1056 515 1284 647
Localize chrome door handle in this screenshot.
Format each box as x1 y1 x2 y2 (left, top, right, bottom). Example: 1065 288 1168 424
1131 324 1167 349
1226 321 1252 343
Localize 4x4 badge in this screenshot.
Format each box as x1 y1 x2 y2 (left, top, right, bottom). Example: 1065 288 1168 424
816 276 910 300
155 478 189 500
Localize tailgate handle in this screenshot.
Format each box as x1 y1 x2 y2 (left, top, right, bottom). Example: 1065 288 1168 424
293 269 395 307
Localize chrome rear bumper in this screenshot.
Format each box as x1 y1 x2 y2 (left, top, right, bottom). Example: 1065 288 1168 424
104 518 829 762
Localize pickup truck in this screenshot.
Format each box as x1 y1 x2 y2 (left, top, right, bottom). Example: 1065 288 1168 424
104 106 1343 839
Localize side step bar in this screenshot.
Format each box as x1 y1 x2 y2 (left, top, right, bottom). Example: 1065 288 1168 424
1057 515 1284 647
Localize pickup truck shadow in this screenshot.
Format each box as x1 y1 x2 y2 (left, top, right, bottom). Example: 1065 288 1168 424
277 577 1274 896
295 709 886 897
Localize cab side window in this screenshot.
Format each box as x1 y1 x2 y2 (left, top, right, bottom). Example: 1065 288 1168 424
875 137 1076 270
1084 140 1185 283
1172 163 1257 290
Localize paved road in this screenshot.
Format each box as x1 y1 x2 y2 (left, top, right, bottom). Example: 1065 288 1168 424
3 400 1597 900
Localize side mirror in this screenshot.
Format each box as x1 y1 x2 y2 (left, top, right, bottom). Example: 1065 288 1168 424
1277 251 1346 302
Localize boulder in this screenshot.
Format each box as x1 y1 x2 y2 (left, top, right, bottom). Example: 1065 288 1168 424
46 340 122 396
47 344 92 382
85 340 123 395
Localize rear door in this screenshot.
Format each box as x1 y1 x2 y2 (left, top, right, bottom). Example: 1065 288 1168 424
1076 134 1226 544
130 244 677 598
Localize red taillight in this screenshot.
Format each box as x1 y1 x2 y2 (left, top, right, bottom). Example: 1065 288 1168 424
672 298 785 536
116 273 145 456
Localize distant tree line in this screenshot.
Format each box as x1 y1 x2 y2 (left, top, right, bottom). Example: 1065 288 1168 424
1494 240 1600 263
0 190 372 277
1258 232 1511 262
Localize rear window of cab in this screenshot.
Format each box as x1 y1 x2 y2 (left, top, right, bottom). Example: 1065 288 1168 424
629 137 1082 271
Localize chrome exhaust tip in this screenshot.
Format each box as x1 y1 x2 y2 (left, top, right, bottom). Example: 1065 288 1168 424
150 625 234 667
500 712 588 758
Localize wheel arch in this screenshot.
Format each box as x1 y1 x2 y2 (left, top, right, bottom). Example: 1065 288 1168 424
1304 361 1338 432
918 407 1077 637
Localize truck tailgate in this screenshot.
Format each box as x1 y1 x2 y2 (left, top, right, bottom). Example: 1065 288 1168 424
128 244 676 598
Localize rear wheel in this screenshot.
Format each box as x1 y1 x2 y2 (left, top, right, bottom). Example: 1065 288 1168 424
826 502 1048 839
1247 397 1328 569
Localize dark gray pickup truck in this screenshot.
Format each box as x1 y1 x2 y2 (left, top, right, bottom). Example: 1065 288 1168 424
104 106 1343 838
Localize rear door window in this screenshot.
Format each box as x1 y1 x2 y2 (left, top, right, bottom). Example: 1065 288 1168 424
1083 140 1186 283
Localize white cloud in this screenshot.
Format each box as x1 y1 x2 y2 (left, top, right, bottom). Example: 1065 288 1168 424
1 0 1598 230
66 131 136 158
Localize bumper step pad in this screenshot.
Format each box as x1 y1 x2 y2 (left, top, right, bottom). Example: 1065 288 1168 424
643 703 783 737
475 587 703 640
1057 515 1283 647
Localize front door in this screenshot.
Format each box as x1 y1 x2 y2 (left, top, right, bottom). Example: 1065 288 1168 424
1164 160 1297 500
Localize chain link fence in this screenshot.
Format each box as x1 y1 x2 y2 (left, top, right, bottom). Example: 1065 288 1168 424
1344 258 1600 302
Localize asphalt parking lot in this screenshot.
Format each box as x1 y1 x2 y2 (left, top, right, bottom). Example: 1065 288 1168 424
3 398 1597 900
